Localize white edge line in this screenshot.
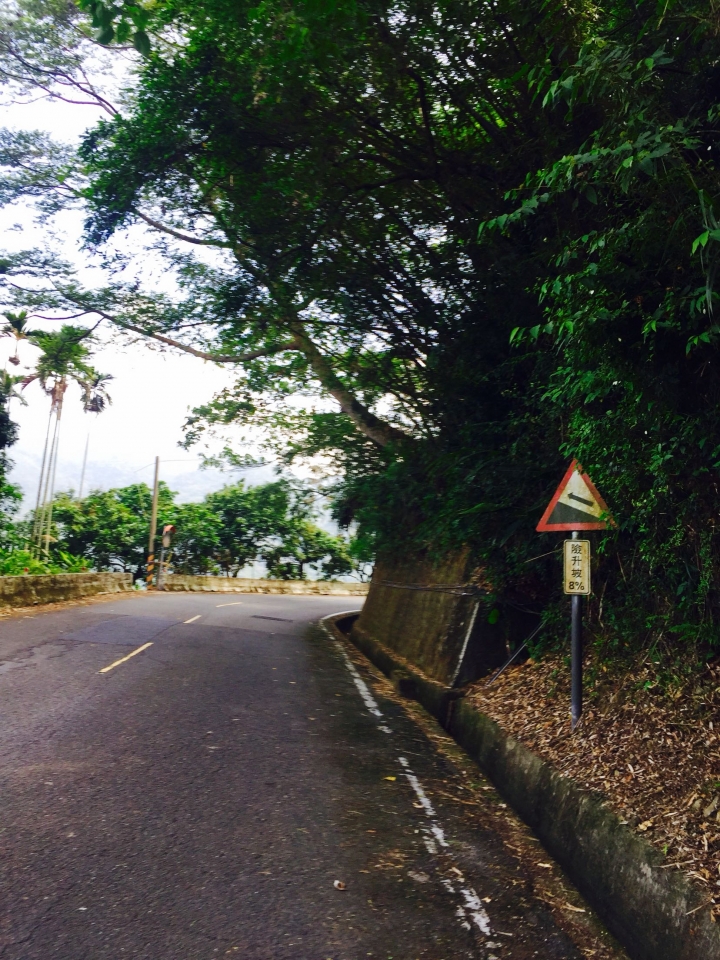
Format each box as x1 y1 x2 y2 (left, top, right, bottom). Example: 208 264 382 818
319 612 383 718
399 755 491 935
319 611 492 937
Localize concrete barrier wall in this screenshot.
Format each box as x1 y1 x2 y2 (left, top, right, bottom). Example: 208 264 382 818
354 552 543 687
0 572 132 608
354 552 514 686
162 574 369 596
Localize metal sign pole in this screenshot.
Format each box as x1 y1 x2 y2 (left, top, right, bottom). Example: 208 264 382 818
538 460 613 731
570 531 583 730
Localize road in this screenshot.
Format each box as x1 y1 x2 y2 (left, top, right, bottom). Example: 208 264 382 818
0 591 625 960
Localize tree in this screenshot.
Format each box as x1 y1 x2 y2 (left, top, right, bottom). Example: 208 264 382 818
0 370 21 552
204 479 309 576
50 476 356 580
264 522 354 581
2 310 34 366
4 0 720 656
52 481 175 578
169 501 221 575
14 324 113 555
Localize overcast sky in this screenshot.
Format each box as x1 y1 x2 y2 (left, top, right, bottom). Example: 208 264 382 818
1 77 280 510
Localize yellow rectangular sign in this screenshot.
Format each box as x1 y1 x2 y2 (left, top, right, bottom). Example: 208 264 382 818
564 539 591 595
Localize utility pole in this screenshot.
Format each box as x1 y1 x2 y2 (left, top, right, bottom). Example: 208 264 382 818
146 457 160 589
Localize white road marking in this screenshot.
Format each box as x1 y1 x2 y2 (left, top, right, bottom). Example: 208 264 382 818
184 615 201 623
319 612 492 937
399 755 490 934
332 641 383 719
216 602 243 607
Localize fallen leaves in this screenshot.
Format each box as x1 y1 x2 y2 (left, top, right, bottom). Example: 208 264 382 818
468 652 720 921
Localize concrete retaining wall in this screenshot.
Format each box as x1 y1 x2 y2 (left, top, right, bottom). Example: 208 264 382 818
355 552 482 685
354 552 524 686
336 613 720 960
163 574 368 596
0 572 132 608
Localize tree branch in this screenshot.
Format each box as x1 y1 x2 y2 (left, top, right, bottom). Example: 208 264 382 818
83 306 297 363
289 323 413 447
135 211 231 247
134 176 414 448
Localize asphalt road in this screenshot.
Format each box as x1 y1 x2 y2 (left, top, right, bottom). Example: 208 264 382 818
0 592 624 960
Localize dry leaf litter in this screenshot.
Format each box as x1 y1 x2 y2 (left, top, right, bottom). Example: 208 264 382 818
467 653 720 921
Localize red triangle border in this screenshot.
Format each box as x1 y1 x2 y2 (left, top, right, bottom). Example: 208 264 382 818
536 459 614 532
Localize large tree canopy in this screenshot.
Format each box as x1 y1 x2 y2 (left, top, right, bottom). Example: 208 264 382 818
2 0 720 649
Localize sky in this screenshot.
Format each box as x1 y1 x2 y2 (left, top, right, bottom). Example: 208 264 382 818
0 71 280 510
1 335 275 507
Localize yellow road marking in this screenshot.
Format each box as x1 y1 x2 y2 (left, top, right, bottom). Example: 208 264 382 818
216 602 243 607
184 615 201 623
99 642 153 674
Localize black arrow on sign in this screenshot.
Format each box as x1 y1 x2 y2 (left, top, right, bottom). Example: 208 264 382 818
568 492 594 507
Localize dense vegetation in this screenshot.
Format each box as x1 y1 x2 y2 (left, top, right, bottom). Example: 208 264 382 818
1 0 720 662
0 478 357 580
51 478 357 580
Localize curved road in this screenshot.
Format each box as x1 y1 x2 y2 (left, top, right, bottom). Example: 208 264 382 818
0 592 625 960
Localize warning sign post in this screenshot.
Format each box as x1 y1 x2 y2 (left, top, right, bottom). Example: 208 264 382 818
538 461 613 730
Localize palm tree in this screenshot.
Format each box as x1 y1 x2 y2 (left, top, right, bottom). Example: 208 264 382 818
22 326 110 557
81 372 113 414
1 311 35 366
0 370 26 407
78 372 114 498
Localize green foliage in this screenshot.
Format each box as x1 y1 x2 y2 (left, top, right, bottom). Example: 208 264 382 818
0 549 88 575
169 501 222 575
3 0 720 661
0 474 22 550
203 479 351 578
45 477 358 580
203 481 298 576
78 0 151 53
51 482 175 576
27 325 96 388
0 363 22 553
264 521 354 581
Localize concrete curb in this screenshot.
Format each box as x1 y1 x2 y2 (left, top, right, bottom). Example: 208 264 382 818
333 617 720 960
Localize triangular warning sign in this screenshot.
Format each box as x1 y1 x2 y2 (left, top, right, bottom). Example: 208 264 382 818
537 460 614 532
